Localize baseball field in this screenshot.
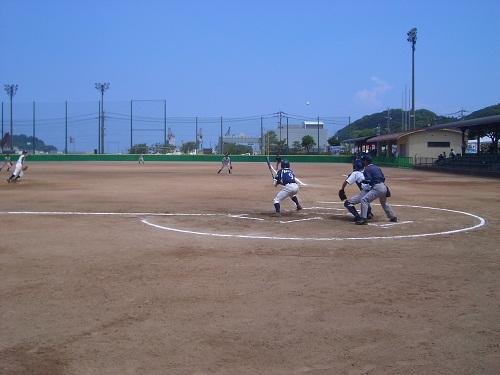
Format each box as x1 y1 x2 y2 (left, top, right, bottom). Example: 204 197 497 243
1 161 499 374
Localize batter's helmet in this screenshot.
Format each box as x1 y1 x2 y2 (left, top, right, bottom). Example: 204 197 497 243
281 159 290 168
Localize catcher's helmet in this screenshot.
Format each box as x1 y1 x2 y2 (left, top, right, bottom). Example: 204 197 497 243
353 159 364 171
361 153 372 163
281 159 290 168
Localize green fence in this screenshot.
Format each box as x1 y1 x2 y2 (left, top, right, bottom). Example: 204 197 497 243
1 153 413 168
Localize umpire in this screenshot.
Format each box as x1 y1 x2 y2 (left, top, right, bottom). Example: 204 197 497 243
356 154 397 225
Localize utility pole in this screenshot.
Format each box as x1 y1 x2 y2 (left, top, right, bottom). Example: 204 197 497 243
286 116 289 151
195 116 198 153
278 111 282 150
32 101 36 154
95 82 110 153
407 28 417 130
386 108 392 134
459 108 468 119
65 101 68 154
317 116 320 154
4 84 18 150
260 116 263 155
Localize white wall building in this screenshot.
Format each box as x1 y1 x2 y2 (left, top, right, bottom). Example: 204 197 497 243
277 121 329 151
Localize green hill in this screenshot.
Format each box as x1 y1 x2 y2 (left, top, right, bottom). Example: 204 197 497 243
464 103 500 120
336 109 454 141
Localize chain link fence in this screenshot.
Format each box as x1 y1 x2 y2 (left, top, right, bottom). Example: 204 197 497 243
1 100 350 155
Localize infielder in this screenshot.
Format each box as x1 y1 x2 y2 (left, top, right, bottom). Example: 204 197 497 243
0 155 13 172
272 159 302 216
7 150 28 183
355 154 397 225
275 151 282 170
339 159 373 221
217 153 232 174
138 153 145 165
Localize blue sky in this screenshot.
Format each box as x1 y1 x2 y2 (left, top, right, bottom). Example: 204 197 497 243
2 0 499 120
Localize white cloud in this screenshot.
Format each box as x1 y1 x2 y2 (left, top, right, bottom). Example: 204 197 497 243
355 76 392 107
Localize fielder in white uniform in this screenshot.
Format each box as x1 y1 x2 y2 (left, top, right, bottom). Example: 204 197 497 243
0 156 13 172
7 150 28 183
217 153 232 174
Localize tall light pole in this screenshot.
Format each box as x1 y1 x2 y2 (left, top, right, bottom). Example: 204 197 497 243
4 84 18 150
95 82 110 153
407 27 417 130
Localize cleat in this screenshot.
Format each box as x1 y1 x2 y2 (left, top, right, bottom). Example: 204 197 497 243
390 217 398 222
296 205 303 211
367 212 374 220
271 212 281 217
355 218 368 225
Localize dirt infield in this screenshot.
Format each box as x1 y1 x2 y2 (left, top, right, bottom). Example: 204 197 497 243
1 162 499 374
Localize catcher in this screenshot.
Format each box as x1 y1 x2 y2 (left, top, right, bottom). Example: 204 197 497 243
338 159 373 221
7 150 28 183
217 152 232 174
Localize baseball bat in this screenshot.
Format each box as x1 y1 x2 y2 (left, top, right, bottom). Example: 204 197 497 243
265 156 275 179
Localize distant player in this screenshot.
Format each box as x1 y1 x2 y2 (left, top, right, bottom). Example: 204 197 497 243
339 159 373 221
275 151 282 170
0 155 13 172
272 159 302 216
7 150 28 183
138 153 145 165
217 153 232 174
355 154 397 225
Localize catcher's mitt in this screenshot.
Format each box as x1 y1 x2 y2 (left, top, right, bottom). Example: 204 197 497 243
338 189 347 201
230 165 233 170
386 186 391 197
22 165 28 171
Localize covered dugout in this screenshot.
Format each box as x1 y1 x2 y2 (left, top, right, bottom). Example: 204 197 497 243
426 114 500 155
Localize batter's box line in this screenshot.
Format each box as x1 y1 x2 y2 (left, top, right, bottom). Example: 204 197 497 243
278 217 322 224
369 220 414 227
303 207 345 211
226 214 265 221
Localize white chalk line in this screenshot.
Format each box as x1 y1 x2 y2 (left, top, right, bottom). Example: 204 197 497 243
369 221 414 227
0 205 486 241
278 217 322 224
303 207 344 211
141 204 486 241
0 211 218 217
227 214 265 221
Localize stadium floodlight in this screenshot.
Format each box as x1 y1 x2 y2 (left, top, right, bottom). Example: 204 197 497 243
95 82 110 153
407 27 417 130
4 84 18 150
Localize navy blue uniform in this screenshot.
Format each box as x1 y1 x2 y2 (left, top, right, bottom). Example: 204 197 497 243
275 168 296 186
363 164 385 186
272 167 302 214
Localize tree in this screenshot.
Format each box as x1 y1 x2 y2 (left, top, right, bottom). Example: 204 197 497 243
292 140 302 152
12 134 57 153
301 135 316 153
150 143 175 154
223 143 253 155
181 141 197 154
485 126 500 153
327 136 340 146
263 130 279 153
129 143 148 154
